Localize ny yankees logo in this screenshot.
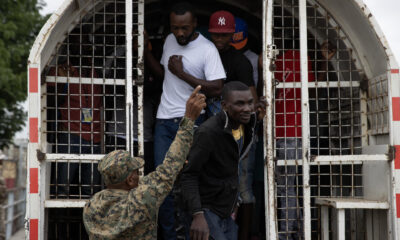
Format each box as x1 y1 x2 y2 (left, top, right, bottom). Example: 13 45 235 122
218 17 226 26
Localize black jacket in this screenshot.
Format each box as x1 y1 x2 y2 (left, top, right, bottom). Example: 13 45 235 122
181 111 257 218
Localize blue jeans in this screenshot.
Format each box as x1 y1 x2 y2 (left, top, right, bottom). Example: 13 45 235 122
154 115 205 240
56 133 101 197
204 209 238 240
276 138 303 240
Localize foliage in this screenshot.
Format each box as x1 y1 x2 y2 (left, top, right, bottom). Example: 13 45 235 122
0 0 47 147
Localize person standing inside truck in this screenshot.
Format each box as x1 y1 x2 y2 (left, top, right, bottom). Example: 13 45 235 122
230 16 261 240
181 82 266 240
207 11 257 116
143 2 226 239
83 86 206 240
273 31 336 239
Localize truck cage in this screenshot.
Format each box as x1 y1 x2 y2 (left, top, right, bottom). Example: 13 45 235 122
27 0 400 239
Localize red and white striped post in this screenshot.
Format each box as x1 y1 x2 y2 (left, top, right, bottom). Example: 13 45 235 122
389 67 400 239
27 64 40 240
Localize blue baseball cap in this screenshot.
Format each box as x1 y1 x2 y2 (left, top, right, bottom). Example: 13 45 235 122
231 17 248 50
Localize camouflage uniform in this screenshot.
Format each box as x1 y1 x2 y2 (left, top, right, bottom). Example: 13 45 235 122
83 118 194 240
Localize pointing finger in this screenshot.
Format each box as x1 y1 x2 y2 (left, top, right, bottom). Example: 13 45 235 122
190 85 202 99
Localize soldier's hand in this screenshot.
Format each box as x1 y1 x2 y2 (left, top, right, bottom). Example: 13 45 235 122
190 213 209 240
185 85 206 121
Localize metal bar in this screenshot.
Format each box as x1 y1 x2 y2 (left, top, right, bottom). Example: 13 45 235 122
299 0 311 238
313 154 389 162
5 187 26 193
4 212 25 225
336 209 345 240
350 209 356 240
126 0 134 154
44 200 87 208
5 192 14 239
366 209 373 240
275 81 360 88
45 153 104 161
316 198 390 209
46 76 128 85
137 0 145 162
276 160 363 166
2 199 26 209
321 206 329 240
263 0 277 239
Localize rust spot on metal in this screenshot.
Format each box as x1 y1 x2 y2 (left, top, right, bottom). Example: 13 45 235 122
388 145 395 162
36 149 46 162
359 75 369 92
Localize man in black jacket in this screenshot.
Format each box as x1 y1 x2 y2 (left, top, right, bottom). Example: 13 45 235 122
181 81 265 240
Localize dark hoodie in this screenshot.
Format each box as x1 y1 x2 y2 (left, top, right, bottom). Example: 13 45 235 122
181 110 257 218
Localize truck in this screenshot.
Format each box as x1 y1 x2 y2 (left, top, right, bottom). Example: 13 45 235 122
26 0 400 239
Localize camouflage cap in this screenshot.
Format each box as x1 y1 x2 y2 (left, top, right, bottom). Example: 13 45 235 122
98 150 144 185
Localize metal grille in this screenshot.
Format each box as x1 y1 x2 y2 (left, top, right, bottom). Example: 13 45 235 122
272 0 364 238
42 0 143 199
48 208 88 240
367 74 389 135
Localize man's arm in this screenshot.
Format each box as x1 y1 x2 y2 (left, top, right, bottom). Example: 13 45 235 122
181 129 213 240
139 86 206 207
237 54 258 103
143 31 164 81
317 41 336 81
168 55 224 97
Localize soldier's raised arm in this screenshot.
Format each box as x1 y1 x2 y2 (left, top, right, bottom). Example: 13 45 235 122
138 85 206 207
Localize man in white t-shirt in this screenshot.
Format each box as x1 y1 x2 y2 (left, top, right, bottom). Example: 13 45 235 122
144 2 226 240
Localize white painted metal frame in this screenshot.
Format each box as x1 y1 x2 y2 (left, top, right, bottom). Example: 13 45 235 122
299 0 311 238
137 0 145 158
125 0 134 155
317 198 390 240
275 81 360 89
26 1 147 238
313 154 389 162
263 0 278 238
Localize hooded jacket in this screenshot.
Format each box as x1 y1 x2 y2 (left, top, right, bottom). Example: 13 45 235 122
181 111 256 218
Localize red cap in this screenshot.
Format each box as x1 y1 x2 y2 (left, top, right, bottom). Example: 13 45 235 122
208 11 235 33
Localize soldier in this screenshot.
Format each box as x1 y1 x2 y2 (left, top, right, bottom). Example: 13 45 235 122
83 86 206 239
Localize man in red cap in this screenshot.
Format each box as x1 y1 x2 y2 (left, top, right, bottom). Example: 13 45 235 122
206 10 258 117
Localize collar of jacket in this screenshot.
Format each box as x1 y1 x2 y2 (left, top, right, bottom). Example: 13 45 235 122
219 110 257 160
220 110 257 132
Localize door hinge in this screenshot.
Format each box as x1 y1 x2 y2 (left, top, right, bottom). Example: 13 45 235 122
266 44 279 72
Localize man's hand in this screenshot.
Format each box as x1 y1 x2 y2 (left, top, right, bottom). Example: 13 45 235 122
321 41 336 60
185 85 206 121
258 53 263 70
143 30 149 50
168 55 184 78
255 96 267 121
190 213 210 240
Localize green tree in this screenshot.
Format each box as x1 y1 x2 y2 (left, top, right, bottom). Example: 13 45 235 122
0 0 47 147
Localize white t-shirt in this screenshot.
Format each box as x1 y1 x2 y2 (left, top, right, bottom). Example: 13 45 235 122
244 49 259 86
157 33 226 119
